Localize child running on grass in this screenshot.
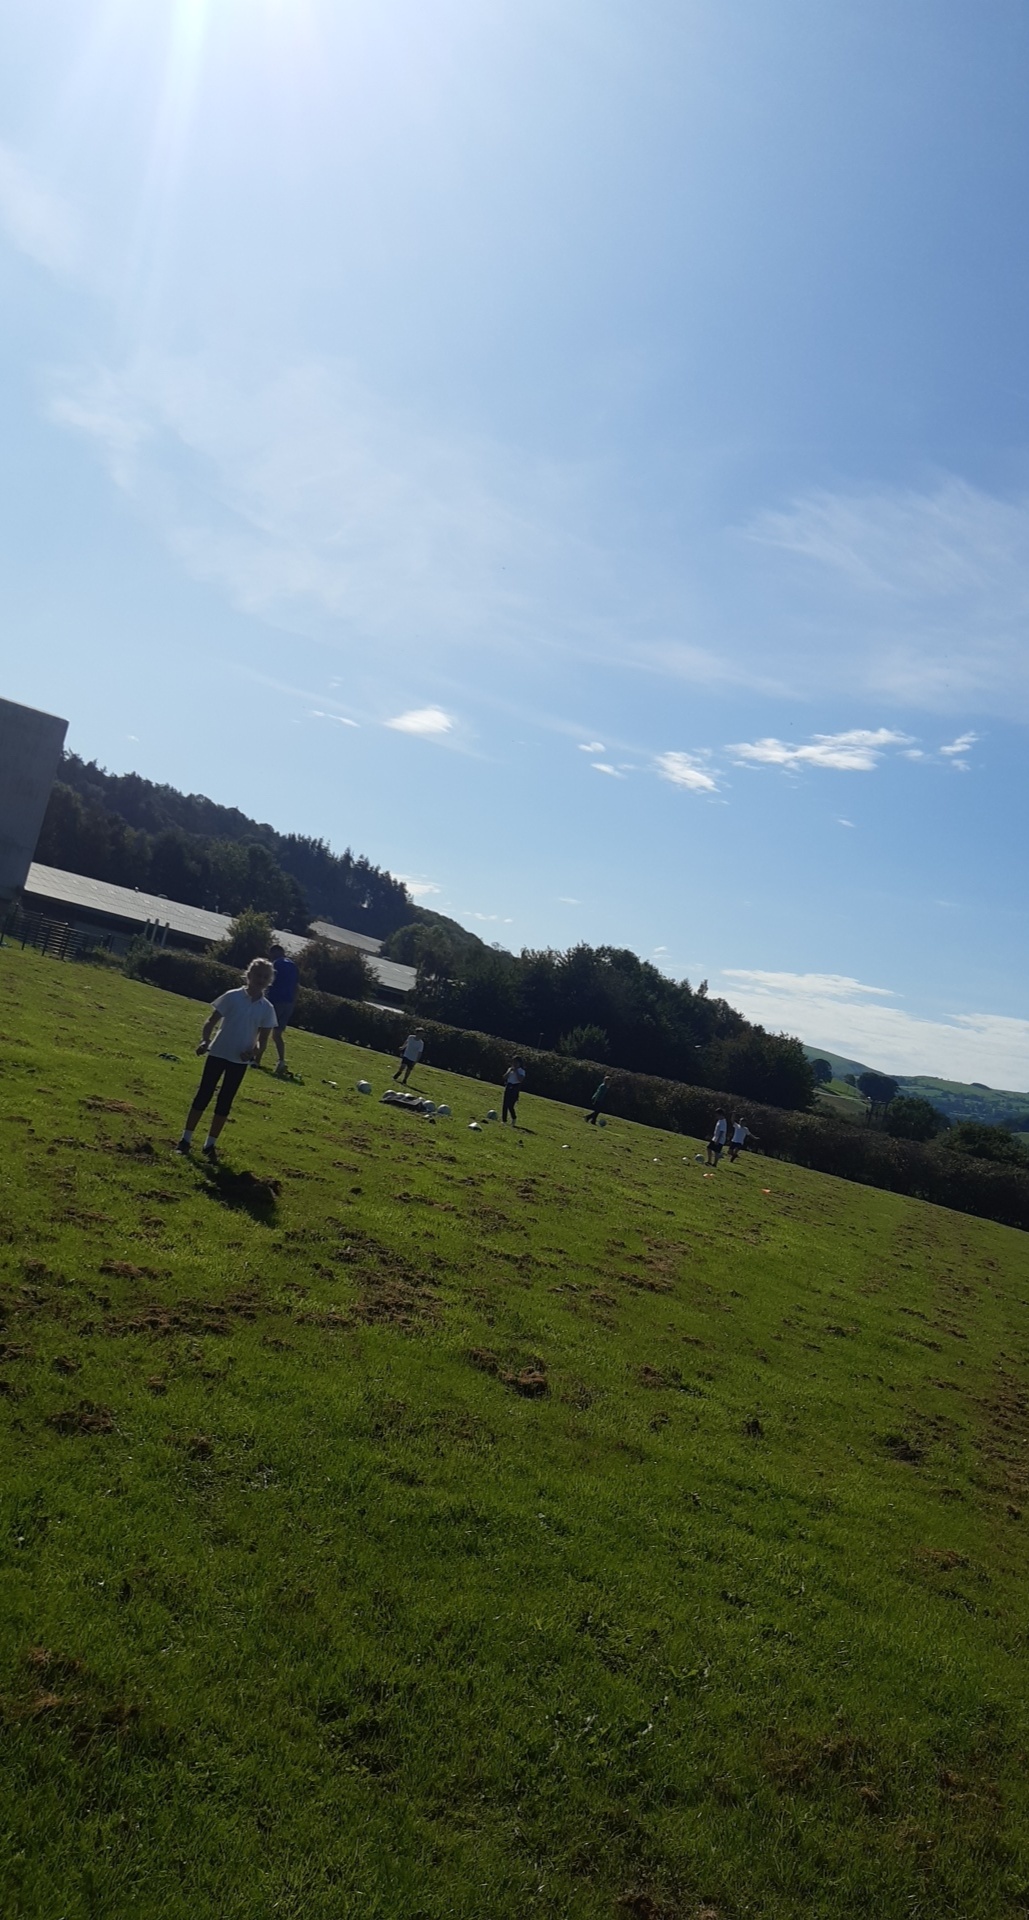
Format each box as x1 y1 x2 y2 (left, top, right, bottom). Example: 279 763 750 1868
177 957 278 1161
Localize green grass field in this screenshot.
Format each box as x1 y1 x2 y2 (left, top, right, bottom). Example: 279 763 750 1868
3 947 1029 1919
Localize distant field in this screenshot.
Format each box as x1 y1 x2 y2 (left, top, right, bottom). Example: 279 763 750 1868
803 1048 1029 1127
4 948 1029 1919
813 1079 868 1125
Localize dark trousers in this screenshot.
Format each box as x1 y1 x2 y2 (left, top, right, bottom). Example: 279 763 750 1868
502 1086 519 1123
585 1107 601 1124
191 1055 248 1119
395 1057 415 1082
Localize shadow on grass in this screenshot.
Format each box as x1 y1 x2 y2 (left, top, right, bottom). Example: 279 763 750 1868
199 1163 281 1224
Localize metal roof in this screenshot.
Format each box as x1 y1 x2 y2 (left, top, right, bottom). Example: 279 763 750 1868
308 918 383 955
23 863 416 996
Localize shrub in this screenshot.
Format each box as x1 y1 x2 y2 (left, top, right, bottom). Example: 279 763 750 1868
213 910 275 968
885 1094 948 1142
297 937 373 1001
942 1122 1029 1167
557 1025 610 1061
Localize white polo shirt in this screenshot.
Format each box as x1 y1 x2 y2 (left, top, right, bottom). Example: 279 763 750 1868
208 988 277 1062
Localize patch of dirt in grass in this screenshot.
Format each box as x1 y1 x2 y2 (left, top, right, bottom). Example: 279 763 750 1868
99 1260 165 1281
882 1432 926 1465
973 1374 1029 1488
3 1657 154 1752
391 1191 457 1212
917 1546 969 1571
618 1892 681 1920
50 1355 81 1375
465 1346 549 1396
0 1343 33 1363
25 1646 85 1679
305 1230 440 1330
46 1400 115 1436
766 1728 874 1794
475 1206 511 1234
81 1097 148 1117
561 1378 601 1410
103 1290 262 1339
638 1364 672 1389
617 1271 674 1295
366 1398 495 1454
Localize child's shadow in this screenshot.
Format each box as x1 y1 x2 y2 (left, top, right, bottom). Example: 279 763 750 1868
200 1163 280 1224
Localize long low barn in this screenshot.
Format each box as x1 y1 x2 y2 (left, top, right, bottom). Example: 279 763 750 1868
19 863 417 1004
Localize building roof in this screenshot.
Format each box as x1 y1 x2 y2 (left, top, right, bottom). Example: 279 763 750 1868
23 863 416 997
308 918 383 955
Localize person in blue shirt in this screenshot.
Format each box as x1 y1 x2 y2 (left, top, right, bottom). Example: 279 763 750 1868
267 943 300 1077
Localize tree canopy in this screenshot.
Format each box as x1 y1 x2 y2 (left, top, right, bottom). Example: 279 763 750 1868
884 1094 948 1142
38 754 412 936
414 940 814 1109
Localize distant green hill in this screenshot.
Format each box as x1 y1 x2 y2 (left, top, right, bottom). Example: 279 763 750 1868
802 1045 1029 1127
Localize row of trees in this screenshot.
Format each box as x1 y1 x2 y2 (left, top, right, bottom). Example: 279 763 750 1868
384 927 815 1109
42 754 414 936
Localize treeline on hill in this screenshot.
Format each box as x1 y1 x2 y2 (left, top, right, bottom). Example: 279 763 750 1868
128 944 1029 1234
36 754 413 936
383 923 814 1109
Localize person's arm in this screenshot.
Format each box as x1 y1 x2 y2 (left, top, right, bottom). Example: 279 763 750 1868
252 1008 277 1063
196 1008 220 1055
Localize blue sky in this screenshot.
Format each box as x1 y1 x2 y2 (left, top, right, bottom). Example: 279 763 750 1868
1 0 1028 1084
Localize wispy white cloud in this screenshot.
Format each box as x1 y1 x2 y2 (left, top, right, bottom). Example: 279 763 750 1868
591 762 624 778
655 750 719 793
385 706 453 737
837 817 855 828
728 727 911 772
721 968 1029 1084
745 478 1029 715
940 731 979 756
48 346 1029 725
578 741 605 753
396 876 442 899
557 895 581 905
309 709 359 727
49 351 614 670
468 911 514 924
0 143 79 274
728 969 895 1002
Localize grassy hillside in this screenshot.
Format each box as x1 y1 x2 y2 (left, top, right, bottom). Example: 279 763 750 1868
803 1047 1029 1127
3 948 1029 1919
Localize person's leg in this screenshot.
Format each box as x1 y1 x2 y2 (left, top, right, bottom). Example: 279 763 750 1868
400 1057 413 1083
270 1008 287 1066
203 1062 248 1154
180 1056 225 1148
586 1108 597 1124
509 1093 518 1127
